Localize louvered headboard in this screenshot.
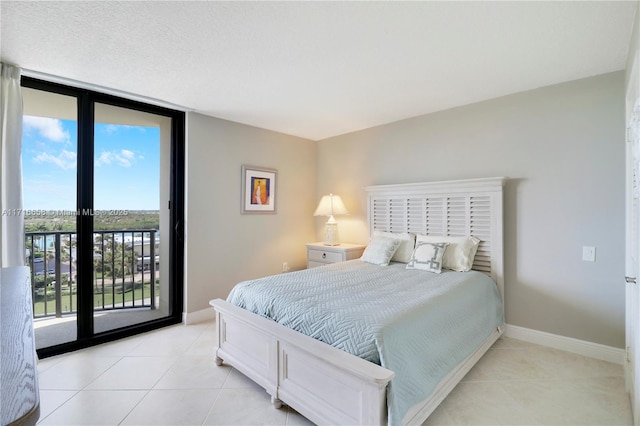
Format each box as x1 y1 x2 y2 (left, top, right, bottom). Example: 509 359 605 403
365 177 506 300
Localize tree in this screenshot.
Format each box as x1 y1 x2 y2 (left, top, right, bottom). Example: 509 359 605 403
61 234 76 262
93 233 135 279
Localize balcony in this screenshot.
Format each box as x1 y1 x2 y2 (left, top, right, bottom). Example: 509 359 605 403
26 229 163 349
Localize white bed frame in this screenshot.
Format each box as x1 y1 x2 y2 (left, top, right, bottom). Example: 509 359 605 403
210 177 506 425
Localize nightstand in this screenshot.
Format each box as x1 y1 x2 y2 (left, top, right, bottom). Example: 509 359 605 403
306 242 366 268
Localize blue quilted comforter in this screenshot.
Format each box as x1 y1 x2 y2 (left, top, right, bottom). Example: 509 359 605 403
228 260 503 425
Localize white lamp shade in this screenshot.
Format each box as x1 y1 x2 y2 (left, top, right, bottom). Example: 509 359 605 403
314 194 348 246
313 194 349 217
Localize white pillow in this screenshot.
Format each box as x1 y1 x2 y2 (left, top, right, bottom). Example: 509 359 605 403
360 236 401 266
372 231 415 263
406 242 449 273
416 235 480 272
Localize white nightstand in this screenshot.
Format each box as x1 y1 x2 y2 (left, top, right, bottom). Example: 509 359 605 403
306 242 366 268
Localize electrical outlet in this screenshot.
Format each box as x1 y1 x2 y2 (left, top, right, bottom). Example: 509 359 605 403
282 262 290 273
582 246 596 262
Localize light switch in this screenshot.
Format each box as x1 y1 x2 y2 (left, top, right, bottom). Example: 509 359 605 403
582 246 596 262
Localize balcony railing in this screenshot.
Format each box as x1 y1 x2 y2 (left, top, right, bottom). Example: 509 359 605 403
26 229 159 318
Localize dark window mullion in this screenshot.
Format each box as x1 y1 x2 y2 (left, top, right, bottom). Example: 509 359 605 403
76 91 94 340
169 113 185 317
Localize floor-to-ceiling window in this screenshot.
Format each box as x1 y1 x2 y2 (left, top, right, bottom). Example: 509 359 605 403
21 77 185 358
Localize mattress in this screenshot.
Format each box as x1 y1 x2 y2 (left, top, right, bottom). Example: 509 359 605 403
227 259 504 425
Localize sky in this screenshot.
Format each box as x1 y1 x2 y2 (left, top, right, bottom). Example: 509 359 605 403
22 116 160 211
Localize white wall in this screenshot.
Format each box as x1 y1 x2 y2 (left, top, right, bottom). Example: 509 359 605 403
624 3 640 416
184 113 316 314
317 72 626 348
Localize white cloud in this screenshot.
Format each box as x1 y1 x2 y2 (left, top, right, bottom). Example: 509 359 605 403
96 149 136 168
23 116 70 143
96 151 113 166
120 149 134 159
105 124 119 135
103 124 137 135
33 150 77 170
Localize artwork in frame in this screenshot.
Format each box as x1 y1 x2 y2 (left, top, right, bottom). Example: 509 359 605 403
241 165 277 214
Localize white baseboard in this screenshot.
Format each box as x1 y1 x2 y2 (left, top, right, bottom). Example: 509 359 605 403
182 307 216 325
505 324 625 365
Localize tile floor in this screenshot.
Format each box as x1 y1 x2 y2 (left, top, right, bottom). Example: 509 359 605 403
36 319 633 425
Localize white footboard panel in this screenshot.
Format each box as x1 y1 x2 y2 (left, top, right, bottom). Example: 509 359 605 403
211 299 394 425
216 309 278 397
279 342 387 425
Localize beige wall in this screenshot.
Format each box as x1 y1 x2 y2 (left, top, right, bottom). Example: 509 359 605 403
317 72 626 348
184 72 625 348
184 113 317 314
626 2 639 92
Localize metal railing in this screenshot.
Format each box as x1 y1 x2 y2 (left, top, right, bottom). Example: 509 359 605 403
26 230 159 318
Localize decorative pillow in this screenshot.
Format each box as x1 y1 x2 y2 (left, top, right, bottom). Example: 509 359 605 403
406 242 449 273
373 231 415 263
360 236 401 266
416 235 480 272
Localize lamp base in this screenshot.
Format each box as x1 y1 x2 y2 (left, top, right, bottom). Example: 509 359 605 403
324 222 340 246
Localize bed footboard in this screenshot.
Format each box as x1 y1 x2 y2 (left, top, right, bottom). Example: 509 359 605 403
210 299 395 425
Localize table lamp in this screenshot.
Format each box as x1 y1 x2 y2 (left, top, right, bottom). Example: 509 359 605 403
314 193 349 246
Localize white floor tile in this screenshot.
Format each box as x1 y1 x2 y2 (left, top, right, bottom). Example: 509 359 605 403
121 389 220 425
126 332 202 357
185 329 218 356
38 355 121 390
203 388 287 425
36 355 64 375
37 390 77 423
78 335 146 357
502 376 633 425
286 407 316 426
35 320 632 426
38 390 147 425
420 404 454 426
462 346 553 382
223 367 266 390
85 356 177 390
526 345 624 379
153 355 231 389
441 381 539 425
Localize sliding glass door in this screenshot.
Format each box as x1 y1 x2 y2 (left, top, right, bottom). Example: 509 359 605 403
21 77 184 357
92 102 171 333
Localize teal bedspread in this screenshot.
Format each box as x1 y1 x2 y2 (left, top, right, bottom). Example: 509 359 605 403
227 260 504 425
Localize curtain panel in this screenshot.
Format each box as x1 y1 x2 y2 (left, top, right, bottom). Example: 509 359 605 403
0 63 24 267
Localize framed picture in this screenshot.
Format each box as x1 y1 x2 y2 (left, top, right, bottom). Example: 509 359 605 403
241 165 277 214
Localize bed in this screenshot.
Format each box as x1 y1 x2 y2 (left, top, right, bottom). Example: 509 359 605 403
210 177 506 425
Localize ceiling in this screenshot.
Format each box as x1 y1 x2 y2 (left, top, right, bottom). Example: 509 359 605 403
1 1 636 141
